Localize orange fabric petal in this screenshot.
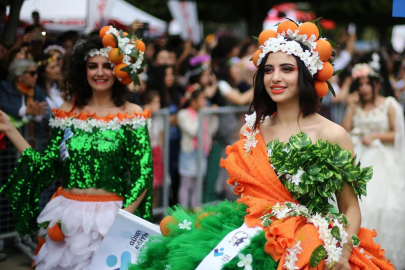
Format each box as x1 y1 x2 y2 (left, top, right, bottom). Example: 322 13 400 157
220 127 396 270
52 108 151 121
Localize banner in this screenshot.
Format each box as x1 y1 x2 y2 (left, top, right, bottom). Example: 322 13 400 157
393 0 405 18
167 0 201 45
86 0 117 32
88 209 161 270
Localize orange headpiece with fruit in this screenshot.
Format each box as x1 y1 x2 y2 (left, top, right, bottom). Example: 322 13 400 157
252 19 335 98
84 25 146 86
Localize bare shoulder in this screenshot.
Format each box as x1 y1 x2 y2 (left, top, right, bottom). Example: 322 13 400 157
124 102 143 114
239 124 248 136
318 116 353 152
59 101 74 112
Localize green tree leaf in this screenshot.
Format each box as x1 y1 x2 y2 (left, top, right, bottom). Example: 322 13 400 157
289 132 312 150
331 226 342 242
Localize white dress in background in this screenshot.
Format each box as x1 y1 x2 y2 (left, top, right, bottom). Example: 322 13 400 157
350 96 405 268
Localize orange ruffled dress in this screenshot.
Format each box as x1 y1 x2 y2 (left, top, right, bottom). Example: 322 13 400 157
220 127 395 270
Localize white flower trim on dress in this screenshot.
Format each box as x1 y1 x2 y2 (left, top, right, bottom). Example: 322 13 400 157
257 29 323 76
237 253 253 270
178 219 192 230
84 47 112 61
259 202 351 269
243 112 259 153
283 240 302 270
49 115 150 132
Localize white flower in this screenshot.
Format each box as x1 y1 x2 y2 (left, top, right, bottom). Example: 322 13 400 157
179 219 192 230
290 168 305 185
165 265 171 270
117 36 130 51
106 26 119 36
268 148 273 157
237 253 252 270
245 112 256 129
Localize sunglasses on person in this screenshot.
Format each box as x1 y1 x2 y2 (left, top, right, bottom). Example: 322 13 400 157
24 71 37 77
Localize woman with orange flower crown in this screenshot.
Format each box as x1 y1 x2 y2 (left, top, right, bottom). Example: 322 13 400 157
0 25 153 270
129 19 395 270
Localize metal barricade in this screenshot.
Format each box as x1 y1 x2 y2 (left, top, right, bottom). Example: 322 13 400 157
196 106 250 207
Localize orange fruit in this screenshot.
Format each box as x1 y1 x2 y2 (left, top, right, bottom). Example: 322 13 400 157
123 32 129 37
114 63 128 78
48 223 65 242
195 212 212 229
315 39 333 62
277 20 298 35
99 26 111 38
160 216 177 236
298 22 319 40
120 75 133 85
258 29 277 46
102 34 117 48
135 40 145 52
252 49 262 67
314 80 328 98
109 48 124 65
316 61 333 81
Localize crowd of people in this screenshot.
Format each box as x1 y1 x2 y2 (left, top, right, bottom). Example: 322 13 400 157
0 7 404 269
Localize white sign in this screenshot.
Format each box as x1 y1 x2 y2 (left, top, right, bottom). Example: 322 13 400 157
392 25 405 53
88 209 161 270
167 0 201 45
86 0 117 32
195 223 262 270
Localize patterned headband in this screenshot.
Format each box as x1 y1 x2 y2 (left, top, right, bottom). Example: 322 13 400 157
37 55 58 67
253 20 336 98
44 45 66 55
351 63 379 79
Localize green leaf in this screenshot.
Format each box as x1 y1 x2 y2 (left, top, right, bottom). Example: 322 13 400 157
119 29 124 38
332 69 342 76
130 72 141 86
252 36 258 41
310 245 327 267
289 132 312 150
326 80 336 97
331 226 342 242
307 164 321 175
351 234 360 247
120 66 131 72
112 34 118 45
342 163 360 182
316 19 322 38
326 38 340 48
41 221 50 229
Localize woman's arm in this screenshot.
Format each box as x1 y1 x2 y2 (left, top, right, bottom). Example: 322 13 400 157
326 125 361 269
0 110 31 153
341 95 358 131
223 88 254 105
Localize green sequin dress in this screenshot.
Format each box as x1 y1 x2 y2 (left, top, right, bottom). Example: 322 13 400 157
0 108 153 235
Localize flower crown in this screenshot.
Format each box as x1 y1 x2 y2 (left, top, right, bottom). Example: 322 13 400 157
253 19 336 98
84 25 146 86
37 55 57 67
44 45 66 55
351 63 379 79
181 83 201 106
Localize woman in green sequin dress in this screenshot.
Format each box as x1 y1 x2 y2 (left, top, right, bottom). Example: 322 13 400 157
0 35 153 270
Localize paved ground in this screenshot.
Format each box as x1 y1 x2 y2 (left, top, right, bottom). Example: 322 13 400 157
0 244 32 269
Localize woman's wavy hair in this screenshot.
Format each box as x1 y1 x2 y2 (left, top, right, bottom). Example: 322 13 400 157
64 36 127 107
250 39 320 129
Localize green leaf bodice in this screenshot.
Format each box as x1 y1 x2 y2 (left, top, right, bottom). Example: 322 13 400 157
267 132 372 214
0 111 153 235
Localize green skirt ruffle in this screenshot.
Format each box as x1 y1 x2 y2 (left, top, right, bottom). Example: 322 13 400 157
129 201 278 270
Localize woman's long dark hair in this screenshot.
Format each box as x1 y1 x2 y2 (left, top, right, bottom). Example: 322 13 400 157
64 36 127 107
250 40 320 129
147 65 181 108
35 53 63 96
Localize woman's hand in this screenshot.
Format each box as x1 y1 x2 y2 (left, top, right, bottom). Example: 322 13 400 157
0 110 13 134
325 255 350 270
26 101 49 116
346 92 359 108
362 133 377 145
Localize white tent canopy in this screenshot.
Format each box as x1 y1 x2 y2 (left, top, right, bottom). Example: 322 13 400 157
8 0 167 36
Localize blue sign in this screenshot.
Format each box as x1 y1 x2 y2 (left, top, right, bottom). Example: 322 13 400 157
393 0 405 18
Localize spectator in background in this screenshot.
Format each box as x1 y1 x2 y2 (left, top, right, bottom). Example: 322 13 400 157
0 59 50 151
341 63 405 266
147 64 183 205
141 90 164 208
35 53 64 110
177 85 218 210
